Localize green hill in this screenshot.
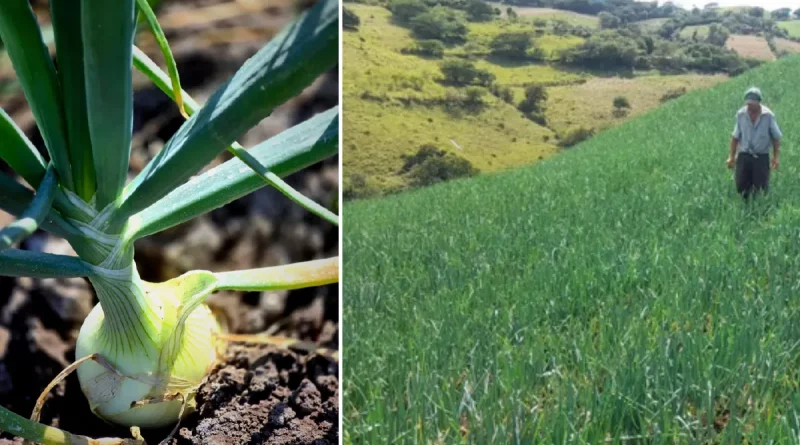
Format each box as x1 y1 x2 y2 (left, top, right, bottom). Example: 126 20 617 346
344 55 800 443
344 4 726 195
778 20 800 38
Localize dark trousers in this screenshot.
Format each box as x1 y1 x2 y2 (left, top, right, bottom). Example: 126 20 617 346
735 152 769 199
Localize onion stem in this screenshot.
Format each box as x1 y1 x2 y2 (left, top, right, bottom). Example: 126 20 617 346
214 256 339 291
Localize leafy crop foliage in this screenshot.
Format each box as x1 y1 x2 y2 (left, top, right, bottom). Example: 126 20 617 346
0 0 338 443
344 56 800 443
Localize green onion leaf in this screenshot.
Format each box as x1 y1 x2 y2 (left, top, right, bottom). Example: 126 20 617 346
0 166 58 251
50 0 97 201
116 0 338 228
0 0 74 190
0 249 92 279
134 0 188 119
0 171 76 239
131 46 339 226
0 107 47 187
81 0 137 211
214 257 339 291
129 107 338 240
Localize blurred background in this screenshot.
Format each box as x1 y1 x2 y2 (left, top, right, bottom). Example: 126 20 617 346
0 1 339 443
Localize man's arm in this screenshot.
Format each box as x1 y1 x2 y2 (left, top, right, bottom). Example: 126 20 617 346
728 118 740 168
770 115 782 168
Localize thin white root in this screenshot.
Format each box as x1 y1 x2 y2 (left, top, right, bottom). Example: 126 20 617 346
159 393 187 445
24 353 127 445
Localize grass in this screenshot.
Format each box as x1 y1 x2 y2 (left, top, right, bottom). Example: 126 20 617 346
545 74 727 135
726 34 775 61
486 3 599 28
344 55 800 443
342 92 557 190
679 24 710 39
778 20 800 38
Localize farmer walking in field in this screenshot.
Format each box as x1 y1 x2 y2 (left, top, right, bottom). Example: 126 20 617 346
727 87 782 200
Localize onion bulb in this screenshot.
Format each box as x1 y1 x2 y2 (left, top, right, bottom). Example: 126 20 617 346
75 267 224 428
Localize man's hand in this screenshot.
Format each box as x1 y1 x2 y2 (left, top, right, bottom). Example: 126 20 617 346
772 156 779 170
726 156 735 169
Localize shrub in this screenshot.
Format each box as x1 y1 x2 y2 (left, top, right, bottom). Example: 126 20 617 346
613 96 631 109
440 59 492 86
402 39 446 57
490 31 533 59
344 173 380 199
559 126 595 147
399 144 445 173
403 146 478 187
466 0 495 22
517 84 547 115
562 31 640 70
490 84 514 103
598 12 621 29
344 6 361 30
464 86 487 108
660 86 687 102
410 6 468 44
390 0 428 23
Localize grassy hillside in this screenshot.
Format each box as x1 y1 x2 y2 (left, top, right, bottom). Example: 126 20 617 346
343 5 564 191
344 55 800 443
344 4 727 195
486 3 599 27
778 20 800 38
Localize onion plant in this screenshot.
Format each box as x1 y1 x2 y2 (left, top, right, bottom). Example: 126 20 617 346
0 0 339 443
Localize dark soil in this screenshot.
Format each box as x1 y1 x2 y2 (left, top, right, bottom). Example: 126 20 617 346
0 1 338 444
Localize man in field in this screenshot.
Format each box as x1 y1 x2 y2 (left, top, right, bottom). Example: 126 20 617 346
726 87 782 200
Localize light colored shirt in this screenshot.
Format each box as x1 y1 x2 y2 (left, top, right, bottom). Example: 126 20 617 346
732 105 782 155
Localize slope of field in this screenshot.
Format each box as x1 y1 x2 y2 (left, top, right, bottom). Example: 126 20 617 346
775 37 800 54
726 34 776 61
778 20 800 38
546 74 727 135
487 3 599 27
344 56 800 443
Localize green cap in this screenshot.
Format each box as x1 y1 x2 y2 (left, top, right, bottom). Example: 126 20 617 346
744 87 762 102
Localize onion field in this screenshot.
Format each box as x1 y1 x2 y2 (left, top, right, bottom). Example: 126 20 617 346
344 56 800 443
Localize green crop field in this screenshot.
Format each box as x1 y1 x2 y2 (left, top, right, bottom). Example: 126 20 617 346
778 20 800 38
344 56 800 443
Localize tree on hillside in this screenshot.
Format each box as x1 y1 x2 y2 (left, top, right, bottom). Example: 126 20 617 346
390 0 428 23
466 0 496 21
795 8 800 19
563 31 640 70
507 7 518 20
748 7 764 18
518 84 548 124
612 96 631 117
707 24 729 46
440 59 492 86
772 8 791 20
490 31 534 58
343 7 360 31
598 11 622 29
411 7 469 43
